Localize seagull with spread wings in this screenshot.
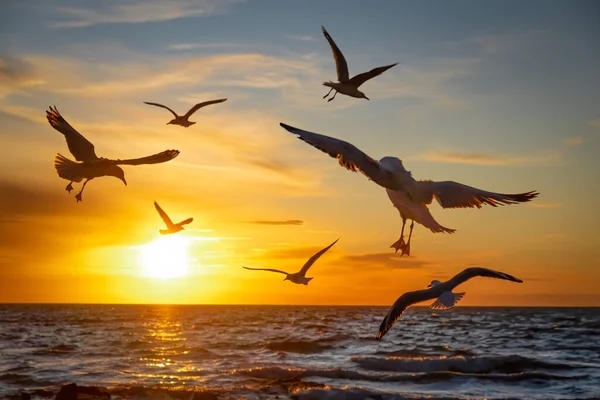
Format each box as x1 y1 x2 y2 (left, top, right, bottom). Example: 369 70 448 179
321 26 397 102
46 106 180 202
154 201 193 235
242 238 339 285
279 123 539 255
143 99 227 127
376 267 523 340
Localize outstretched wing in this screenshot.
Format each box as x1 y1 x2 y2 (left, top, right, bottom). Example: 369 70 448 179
377 289 435 340
46 106 98 162
143 102 179 118
114 149 180 165
242 266 289 275
349 63 398 88
417 180 539 209
321 26 349 82
448 267 523 289
154 201 174 228
429 292 465 310
183 98 228 119
299 238 339 275
177 217 193 226
279 123 406 192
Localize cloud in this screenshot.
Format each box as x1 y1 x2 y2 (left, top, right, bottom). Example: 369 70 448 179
528 201 562 209
168 43 244 51
564 137 583 145
249 220 304 226
286 35 317 42
415 149 562 166
336 252 429 270
48 0 243 28
588 120 600 129
469 30 547 54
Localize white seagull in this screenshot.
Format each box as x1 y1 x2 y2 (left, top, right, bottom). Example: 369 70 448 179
154 201 193 235
321 26 397 102
279 123 539 255
143 98 227 127
46 106 180 202
242 238 339 285
376 267 523 340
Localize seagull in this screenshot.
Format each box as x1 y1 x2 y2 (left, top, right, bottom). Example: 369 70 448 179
143 99 227 127
279 123 539 255
46 106 180 202
321 26 397 102
154 201 193 235
242 238 339 285
376 267 523 340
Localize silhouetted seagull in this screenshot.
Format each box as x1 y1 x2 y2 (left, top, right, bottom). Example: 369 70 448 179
154 201 193 235
376 267 523 340
321 26 397 102
279 123 539 255
143 99 227 127
46 106 180 202
242 238 339 285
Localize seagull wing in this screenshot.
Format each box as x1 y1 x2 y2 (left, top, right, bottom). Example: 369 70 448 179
446 267 523 290
299 238 339 276
143 102 179 118
242 266 289 275
377 288 439 340
348 63 398 88
321 26 349 81
176 217 193 226
417 180 539 209
154 201 174 228
279 123 405 192
46 106 98 162
429 292 465 310
113 149 180 165
183 98 228 119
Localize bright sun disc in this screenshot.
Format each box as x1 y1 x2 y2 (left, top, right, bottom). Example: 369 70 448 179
138 235 191 279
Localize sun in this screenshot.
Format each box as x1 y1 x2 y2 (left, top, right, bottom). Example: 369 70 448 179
137 235 192 279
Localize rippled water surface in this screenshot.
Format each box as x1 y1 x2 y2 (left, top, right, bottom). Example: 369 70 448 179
0 305 599 399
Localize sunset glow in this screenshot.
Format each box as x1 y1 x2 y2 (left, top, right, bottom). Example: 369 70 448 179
137 236 192 279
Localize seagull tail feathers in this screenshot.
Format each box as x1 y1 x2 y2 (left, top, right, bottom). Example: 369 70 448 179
54 153 77 179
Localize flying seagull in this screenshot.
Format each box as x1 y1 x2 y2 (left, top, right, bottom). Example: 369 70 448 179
154 201 193 235
376 267 523 340
279 123 539 255
46 106 180 202
143 99 227 127
321 26 397 102
242 238 339 285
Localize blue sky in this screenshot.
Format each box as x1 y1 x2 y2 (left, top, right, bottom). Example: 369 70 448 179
0 0 599 304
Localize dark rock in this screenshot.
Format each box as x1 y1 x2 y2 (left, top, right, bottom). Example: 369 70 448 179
31 389 54 398
54 384 110 400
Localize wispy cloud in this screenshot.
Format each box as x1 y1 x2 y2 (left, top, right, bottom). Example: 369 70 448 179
168 43 244 51
416 149 562 166
588 120 600 129
49 0 243 28
528 201 562 209
336 253 429 270
249 220 304 226
564 137 583 145
469 30 547 54
286 35 317 42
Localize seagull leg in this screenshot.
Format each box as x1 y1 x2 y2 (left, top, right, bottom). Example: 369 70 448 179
74 179 91 202
400 221 414 257
323 87 334 99
327 91 338 102
65 182 74 193
390 217 407 253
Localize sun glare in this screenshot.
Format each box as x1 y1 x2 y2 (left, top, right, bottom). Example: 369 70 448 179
138 235 192 279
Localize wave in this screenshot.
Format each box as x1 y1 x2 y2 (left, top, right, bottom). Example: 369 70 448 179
265 339 337 354
31 344 79 356
352 355 578 374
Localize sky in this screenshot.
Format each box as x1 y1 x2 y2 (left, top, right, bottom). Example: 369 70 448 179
0 0 599 305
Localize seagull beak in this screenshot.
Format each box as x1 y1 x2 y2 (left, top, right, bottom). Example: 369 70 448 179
365 96 370 101
427 283 432 288
121 178 127 186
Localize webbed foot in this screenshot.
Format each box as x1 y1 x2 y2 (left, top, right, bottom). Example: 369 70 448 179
65 182 74 193
390 237 406 253
75 193 83 202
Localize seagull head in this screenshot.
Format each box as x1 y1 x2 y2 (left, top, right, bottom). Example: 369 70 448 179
427 280 442 288
106 165 127 186
379 157 407 173
167 120 175 125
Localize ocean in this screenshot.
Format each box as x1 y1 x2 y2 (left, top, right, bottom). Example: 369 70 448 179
0 305 598 399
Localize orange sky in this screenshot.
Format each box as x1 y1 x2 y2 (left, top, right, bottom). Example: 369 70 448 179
0 1 599 306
